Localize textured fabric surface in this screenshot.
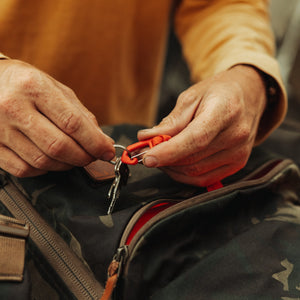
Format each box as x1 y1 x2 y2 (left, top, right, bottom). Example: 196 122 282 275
0 124 299 299
124 164 300 299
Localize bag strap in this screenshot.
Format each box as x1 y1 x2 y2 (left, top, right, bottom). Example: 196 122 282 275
0 214 29 281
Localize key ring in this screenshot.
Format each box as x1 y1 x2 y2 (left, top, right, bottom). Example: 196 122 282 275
110 145 132 165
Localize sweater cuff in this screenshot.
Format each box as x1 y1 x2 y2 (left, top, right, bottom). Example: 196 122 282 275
255 71 283 144
0 53 9 60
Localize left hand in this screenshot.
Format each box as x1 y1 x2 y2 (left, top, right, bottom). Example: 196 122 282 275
138 65 267 187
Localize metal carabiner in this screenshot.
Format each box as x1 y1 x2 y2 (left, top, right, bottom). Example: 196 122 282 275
121 135 171 165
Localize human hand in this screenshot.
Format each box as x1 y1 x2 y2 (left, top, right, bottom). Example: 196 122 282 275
138 65 267 187
0 59 115 177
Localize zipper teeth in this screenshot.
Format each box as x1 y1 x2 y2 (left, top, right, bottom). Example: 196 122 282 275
121 159 294 272
2 182 103 300
119 199 174 246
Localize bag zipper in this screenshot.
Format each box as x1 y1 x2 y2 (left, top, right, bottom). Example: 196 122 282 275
0 158 295 299
106 158 294 294
0 172 104 300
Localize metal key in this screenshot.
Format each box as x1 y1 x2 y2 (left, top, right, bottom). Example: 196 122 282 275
107 157 129 214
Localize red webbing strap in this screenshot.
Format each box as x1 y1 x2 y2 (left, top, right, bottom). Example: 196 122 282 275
206 181 223 192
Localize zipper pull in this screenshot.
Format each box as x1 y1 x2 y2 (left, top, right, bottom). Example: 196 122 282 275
100 246 128 300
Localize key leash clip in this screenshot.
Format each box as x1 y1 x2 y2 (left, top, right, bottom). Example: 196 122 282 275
113 135 223 191
121 135 171 165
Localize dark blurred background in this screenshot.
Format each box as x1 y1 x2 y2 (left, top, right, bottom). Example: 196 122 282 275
158 0 300 164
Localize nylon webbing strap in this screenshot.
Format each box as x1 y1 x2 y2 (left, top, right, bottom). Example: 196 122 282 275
0 215 29 281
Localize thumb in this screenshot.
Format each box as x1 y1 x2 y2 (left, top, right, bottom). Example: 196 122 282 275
138 92 199 141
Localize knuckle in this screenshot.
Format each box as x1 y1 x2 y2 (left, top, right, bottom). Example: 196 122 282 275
235 125 251 144
187 130 208 152
0 96 31 125
60 111 82 134
31 153 52 169
177 89 196 106
87 112 98 124
22 113 36 130
0 96 17 117
46 137 66 158
239 158 248 170
61 85 78 100
198 129 210 148
222 97 242 123
229 148 249 172
231 162 246 177
237 147 251 167
62 85 75 96
18 71 40 94
160 114 178 129
13 165 32 178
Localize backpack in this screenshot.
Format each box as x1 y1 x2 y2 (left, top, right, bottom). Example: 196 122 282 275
1 124 300 300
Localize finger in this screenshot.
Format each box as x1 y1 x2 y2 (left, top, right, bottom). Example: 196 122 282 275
0 145 47 177
4 128 73 171
142 114 223 168
14 109 95 166
162 163 242 187
160 143 251 186
155 123 252 167
54 82 100 126
138 88 202 140
141 88 233 168
163 144 250 177
34 87 115 160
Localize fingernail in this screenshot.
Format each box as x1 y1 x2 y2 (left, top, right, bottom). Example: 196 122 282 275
143 156 158 168
138 128 155 135
108 137 115 144
139 128 151 133
138 130 148 137
98 128 115 144
104 134 115 144
101 151 115 161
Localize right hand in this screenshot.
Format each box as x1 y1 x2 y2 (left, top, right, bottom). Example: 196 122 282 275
0 59 115 177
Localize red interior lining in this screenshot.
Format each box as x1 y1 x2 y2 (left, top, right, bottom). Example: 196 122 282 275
247 160 282 180
125 202 175 245
125 182 223 245
206 181 223 192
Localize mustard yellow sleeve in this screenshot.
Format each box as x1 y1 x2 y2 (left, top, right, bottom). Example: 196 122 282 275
174 0 287 144
0 52 8 59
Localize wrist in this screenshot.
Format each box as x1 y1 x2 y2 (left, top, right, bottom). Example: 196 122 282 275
232 64 282 144
232 64 278 105
231 64 268 112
